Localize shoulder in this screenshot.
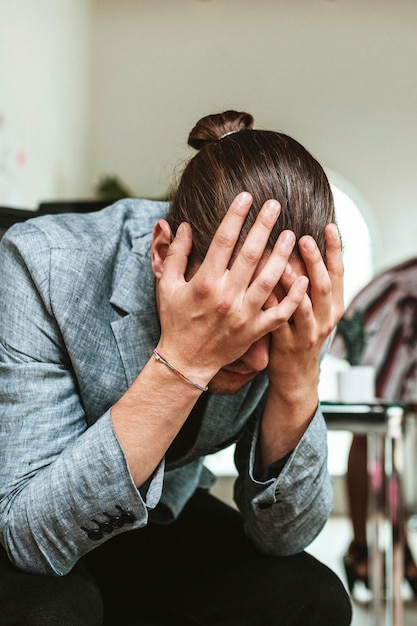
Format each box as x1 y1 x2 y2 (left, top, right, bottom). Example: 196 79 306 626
0 199 169 306
1 198 169 255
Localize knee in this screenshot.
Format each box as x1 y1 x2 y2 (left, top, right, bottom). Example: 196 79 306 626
0 568 103 626
298 556 352 625
314 572 352 624
260 552 352 626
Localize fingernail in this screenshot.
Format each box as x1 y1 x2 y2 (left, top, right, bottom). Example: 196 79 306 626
299 276 309 290
264 200 280 216
303 237 315 250
237 191 252 204
176 223 186 237
281 230 295 244
328 223 340 238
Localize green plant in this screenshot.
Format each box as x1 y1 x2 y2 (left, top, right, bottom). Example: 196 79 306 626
94 175 134 201
336 310 366 366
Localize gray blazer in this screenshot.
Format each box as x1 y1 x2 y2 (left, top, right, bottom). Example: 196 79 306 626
0 199 332 576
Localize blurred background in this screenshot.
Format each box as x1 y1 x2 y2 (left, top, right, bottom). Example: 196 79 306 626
1 0 416 273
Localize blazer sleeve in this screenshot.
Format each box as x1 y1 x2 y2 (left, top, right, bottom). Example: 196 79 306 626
0 225 162 576
233 401 332 556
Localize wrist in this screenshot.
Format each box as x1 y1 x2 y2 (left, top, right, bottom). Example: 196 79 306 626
268 362 319 404
153 343 219 391
153 349 209 392
259 392 318 468
264 388 318 428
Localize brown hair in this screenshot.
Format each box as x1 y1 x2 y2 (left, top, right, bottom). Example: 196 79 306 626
167 110 335 265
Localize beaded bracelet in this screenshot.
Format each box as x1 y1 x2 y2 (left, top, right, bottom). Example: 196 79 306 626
153 349 209 392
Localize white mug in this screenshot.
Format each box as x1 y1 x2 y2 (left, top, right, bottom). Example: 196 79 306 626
337 365 376 403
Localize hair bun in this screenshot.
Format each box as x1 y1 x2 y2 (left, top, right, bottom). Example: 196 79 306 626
188 110 254 150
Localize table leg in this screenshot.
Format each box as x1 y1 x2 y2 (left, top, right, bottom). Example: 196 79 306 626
385 431 404 625
368 432 385 626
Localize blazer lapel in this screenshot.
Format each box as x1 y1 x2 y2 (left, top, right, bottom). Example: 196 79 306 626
110 241 161 387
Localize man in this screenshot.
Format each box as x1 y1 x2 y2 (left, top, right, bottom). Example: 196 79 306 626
0 111 351 625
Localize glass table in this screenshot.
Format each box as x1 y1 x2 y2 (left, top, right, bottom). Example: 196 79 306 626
322 402 406 626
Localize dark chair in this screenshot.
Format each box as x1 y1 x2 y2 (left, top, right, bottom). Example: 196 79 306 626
0 201 111 240
0 206 38 239
37 200 110 215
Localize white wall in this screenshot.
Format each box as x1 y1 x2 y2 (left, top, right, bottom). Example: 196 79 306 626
0 0 93 208
89 0 417 271
1 0 416 272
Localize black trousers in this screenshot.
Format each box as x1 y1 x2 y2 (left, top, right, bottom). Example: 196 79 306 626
0 489 352 626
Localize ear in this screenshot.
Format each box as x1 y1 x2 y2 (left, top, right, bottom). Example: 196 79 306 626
151 219 173 279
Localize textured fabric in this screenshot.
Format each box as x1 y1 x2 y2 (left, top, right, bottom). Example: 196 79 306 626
0 199 332 576
330 257 417 401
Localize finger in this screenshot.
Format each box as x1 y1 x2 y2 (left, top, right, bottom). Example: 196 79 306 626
288 289 315 335
201 192 254 275
262 290 279 311
260 275 309 333
299 235 340 336
278 262 300 294
272 262 314 332
227 199 282 289
273 261 316 332
324 223 345 321
298 234 333 321
162 222 193 282
245 229 296 308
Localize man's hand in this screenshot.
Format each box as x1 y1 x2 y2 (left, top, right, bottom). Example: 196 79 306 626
267 224 344 392
259 223 344 467
155 192 309 385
